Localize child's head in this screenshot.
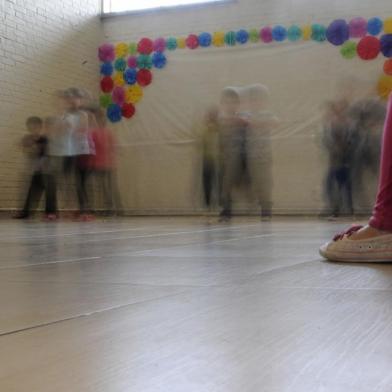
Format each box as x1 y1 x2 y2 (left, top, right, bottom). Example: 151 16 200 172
59 87 86 110
205 105 219 125
26 116 43 134
220 87 240 115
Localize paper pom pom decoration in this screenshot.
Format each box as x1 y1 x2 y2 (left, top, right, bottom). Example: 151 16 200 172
107 104 122 123
212 31 225 46
225 31 236 46
137 38 154 54
198 32 212 47
113 72 125 87
112 86 125 106
349 17 367 38
368 17 383 36
122 103 136 118
153 38 166 52
311 24 326 42
384 17 392 34
125 85 143 104
357 36 380 60
128 42 137 55
236 29 249 44
326 19 349 46
115 42 129 58
137 54 152 69
272 25 287 42
302 25 312 40
249 29 259 43
127 56 137 68
287 25 302 42
124 68 137 84
177 37 186 48
100 76 114 93
98 43 115 62
377 75 392 99
186 34 199 49
384 59 392 75
260 27 273 43
340 41 357 59
137 69 152 86
152 52 167 68
166 37 177 50
114 58 126 72
100 62 113 76
100 94 112 108
381 35 392 57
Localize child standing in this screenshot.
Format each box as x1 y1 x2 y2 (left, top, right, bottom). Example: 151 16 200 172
15 117 57 219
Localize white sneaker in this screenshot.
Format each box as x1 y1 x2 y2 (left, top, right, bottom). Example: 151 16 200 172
320 234 392 262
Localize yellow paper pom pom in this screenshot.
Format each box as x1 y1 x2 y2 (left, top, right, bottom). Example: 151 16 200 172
113 72 125 87
177 37 186 49
212 31 225 47
377 75 392 100
384 17 392 34
302 25 312 40
125 84 144 104
115 42 129 58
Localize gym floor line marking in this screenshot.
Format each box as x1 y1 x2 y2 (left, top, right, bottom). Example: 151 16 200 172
0 256 101 270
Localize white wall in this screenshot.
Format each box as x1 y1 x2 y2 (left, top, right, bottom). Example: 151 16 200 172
0 0 102 209
101 0 390 214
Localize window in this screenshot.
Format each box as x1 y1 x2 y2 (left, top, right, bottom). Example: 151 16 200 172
103 0 228 14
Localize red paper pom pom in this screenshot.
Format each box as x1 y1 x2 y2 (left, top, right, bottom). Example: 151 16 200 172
136 69 152 86
137 38 153 55
186 34 199 49
100 76 114 93
122 103 136 118
357 36 380 60
384 59 392 75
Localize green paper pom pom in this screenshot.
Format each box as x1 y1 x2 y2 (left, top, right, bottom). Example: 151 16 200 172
137 54 152 69
224 31 236 46
249 29 259 43
128 42 137 55
340 41 357 59
100 94 112 108
311 24 326 42
166 37 177 50
287 25 302 42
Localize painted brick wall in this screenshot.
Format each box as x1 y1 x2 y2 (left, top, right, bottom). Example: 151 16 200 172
0 0 102 209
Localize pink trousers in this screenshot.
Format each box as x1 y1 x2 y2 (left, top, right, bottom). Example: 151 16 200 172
369 94 392 231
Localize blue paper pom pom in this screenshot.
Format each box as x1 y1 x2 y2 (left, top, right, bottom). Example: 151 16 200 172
368 17 383 36
272 25 287 42
124 68 137 84
152 52 167 68
287 25 302 42
381 34 392 58
114 58 126 72
236 29 249 44
107 104 122 123
326 19 349 46
166 37 177 50
198 32 212 47
100 62 113 76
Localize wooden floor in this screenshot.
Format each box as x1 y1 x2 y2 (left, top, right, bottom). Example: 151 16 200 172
1 216 392 391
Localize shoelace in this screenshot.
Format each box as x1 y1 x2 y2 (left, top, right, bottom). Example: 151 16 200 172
333 225 363 241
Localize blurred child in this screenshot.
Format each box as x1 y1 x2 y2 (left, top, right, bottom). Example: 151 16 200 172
322 99 356 217
59 88 95 219
89 109 122 215
218 87 248 221
15 117 57 219
242 84 278 219
201 105 220 209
